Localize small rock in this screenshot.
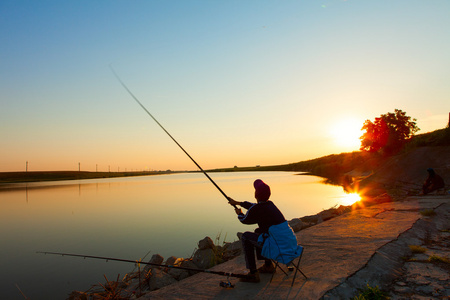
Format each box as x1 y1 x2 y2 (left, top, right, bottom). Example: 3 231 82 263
148 269 177 291
393 285 412 294
317 215 323 224
180 259 200 276
318 209 336 221
162 256 181 273
222 241 242 260
198 236 215 250
192 248 216 269
223 240 242 252
143 254 164 273
288 218 303 232
165 256 178 266
301 215 319 224
415 283 438 296
336 205 351 215
167 266 190 281
149 254 164 265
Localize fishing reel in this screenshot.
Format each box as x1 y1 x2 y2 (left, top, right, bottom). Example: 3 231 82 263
219 277 235 288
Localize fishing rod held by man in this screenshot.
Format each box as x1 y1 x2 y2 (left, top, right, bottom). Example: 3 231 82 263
109 65 236 209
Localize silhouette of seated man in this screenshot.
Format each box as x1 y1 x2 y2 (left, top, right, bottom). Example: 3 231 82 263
422 168 445 195
228 179 302 283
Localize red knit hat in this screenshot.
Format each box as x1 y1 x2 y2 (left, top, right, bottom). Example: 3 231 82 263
253 179 271 202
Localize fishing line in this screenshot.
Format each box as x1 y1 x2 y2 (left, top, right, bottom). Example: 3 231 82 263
109 65 236 209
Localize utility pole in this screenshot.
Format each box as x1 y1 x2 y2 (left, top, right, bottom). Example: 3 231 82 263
26 161 28 172
79 162 81 172
96 164 98 172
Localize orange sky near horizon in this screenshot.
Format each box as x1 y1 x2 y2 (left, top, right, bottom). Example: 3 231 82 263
1 1 449 172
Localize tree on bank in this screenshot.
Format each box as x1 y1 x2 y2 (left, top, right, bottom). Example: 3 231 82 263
360 109 419 155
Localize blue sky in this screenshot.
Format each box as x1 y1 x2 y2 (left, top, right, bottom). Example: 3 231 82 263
1 0 449 172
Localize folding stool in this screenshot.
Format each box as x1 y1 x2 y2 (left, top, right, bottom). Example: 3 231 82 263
269 246 307 286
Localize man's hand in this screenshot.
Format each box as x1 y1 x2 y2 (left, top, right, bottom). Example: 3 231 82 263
227 197 240 207
228 197 243 215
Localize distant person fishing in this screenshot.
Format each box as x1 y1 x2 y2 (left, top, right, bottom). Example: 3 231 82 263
422 168 445 195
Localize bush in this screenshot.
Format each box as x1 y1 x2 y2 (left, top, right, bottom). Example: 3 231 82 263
403 127 450 151
428 255 449 264
420 209 436 217
352 284 390 300
408 245 427 254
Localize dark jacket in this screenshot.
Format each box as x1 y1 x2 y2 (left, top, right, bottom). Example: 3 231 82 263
238 200 286 234
423 173 445 194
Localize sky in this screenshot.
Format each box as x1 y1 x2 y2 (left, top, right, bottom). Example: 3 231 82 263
1 0 449 172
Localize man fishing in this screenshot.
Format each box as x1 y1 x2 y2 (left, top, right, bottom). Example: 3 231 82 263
39 69 304 289
228 179 302 283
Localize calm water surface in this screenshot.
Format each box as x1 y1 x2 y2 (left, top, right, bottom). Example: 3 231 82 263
0 171 353 299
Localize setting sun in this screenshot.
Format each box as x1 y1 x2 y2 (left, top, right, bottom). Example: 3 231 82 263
341 193 361 206
330 119 363 150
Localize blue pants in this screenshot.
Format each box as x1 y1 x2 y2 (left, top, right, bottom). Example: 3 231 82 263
241 231 271 271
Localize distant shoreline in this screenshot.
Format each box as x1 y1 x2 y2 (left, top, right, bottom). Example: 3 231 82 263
3 128 448 186
0 170 182 184
0 169 311 185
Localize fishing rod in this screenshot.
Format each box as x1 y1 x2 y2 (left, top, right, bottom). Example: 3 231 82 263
36 251 247 280
109 65 237 210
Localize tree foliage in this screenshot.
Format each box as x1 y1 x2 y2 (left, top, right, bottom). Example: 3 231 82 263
360 109 419 155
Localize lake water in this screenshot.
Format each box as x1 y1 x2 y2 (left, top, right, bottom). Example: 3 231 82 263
0 171 355 299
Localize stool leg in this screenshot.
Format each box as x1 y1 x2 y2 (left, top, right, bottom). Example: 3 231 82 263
270 260 289 283
291 255 307 286
270 261 278 283
291 260 299 286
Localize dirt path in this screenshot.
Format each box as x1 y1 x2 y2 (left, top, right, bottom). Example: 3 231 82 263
141 196 449 299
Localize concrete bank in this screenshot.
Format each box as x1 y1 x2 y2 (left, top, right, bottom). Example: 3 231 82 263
142 196 449 299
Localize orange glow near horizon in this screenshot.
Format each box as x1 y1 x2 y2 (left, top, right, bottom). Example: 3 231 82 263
342 193 362 206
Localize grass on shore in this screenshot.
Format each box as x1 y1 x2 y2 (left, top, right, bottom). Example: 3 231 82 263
408 245 427 254
352 284 390 300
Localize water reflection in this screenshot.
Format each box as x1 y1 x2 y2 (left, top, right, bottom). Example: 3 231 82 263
0 171 351 299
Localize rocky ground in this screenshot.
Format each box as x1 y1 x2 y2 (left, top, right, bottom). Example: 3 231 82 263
322 196 449 300
388 204 449 300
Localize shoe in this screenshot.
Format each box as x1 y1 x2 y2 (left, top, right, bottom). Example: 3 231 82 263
287 263 294 272
258 263 276 274
239 271 260 283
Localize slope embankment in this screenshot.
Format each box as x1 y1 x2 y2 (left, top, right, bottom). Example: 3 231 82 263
358 146 450 194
